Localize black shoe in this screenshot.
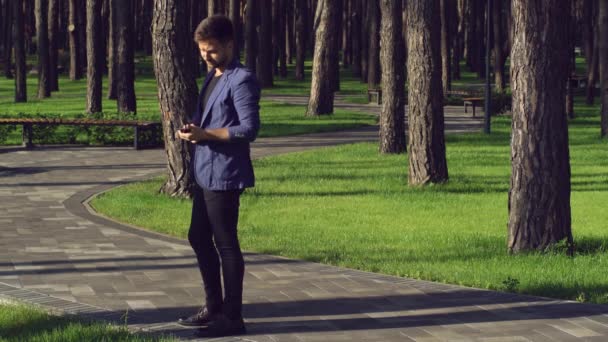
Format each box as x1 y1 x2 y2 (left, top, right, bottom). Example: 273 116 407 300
194 314 246 338
177 306 220 327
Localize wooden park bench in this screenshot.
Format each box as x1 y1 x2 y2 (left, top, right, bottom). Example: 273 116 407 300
0 118 162 150
367 87 382 105
463 97 484 117
445 89 485 117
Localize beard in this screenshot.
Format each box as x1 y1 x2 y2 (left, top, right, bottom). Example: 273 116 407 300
206 55 228 69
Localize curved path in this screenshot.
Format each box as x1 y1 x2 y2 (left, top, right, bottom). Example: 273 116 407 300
1 99 608 341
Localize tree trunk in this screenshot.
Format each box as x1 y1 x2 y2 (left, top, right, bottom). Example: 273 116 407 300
582 0 595 73
379 0 406 154
493 0 505 92
3 0 13 79
475 0 485 79
294 0 306 80
78 0 87 76
508 0 573 253
256 0 273 87
566 0 577 120
367 0 380 88
306 0 338 116
285 0 294 65
331 0 342 91
278 0 287 77
406 0 448 185
86 0 102 114
452 0 463 80
13 0 27 102
245 0 257 71
113 0 136 112
152 0 198 197
342 0 350 67
107 0 116 99
440 0 451 94
586 23 599 105
351 0 361 77
36 0 51 98
142 0 153 54
208 0 215 15
464 0 474 69
600 0 608 137
360 0 368 82
272 0 279 75
48 0 59 91
68 0 82 80
25 0 36 54
229 0 241 60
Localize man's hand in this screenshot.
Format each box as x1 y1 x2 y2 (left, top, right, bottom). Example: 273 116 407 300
176 124 206 144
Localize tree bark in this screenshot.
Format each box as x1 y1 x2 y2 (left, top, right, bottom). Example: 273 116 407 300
493 0 505 92
256 0 273 87
68 0 82 80
452 0 464 80
360 0 368 82
331 0 342 91
508 0 573 253
600 0 608 137
367 0 380 88
351 0 361 77
13 0 27 102
474 0 485 79
294 0 306 80
78 0 87 76
440 0 451 94
285 0 294 65
278 0 287 77
3 0 13 79
306 0 339 116
245 0 257 71
406 0 448 185
464 0 474 70
152 0 198 197
379 0 406 154
229 0 241 60
342 0 350 67
48 0 59 91
86 0 103 114
107 0 116 99
586 19 599 105
113 0 136 112
36 0 51 98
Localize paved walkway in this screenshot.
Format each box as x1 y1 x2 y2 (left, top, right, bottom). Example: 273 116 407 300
1 100 608 341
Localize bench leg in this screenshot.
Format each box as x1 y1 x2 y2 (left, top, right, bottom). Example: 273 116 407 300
464 103 468 113
134 126 140 150
22 124 33 148
472 104 476 118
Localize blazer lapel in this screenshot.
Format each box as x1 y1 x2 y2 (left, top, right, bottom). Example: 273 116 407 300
200 60 240 126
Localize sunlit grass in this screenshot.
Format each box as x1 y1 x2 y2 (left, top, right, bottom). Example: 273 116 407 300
0 303 175 342
92 98 608 304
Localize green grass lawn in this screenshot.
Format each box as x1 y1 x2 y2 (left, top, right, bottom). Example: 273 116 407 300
0 303 174 341
0 62 376 145
91 98 608 304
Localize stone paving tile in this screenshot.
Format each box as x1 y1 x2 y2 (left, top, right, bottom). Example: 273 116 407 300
2 106 608 341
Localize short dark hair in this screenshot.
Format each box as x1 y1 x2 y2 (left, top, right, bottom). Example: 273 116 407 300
194 15 234 44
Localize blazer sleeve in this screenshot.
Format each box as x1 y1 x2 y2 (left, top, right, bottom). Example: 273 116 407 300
227 73 261 142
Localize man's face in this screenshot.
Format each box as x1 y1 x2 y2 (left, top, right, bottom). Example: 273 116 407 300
198 39 233 69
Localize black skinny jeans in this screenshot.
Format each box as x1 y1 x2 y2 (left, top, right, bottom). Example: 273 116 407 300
188 186 244 319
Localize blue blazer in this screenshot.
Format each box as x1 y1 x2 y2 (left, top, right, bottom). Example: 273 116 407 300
191 60 261 191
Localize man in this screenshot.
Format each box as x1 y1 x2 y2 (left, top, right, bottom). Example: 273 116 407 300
176 15 260 338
